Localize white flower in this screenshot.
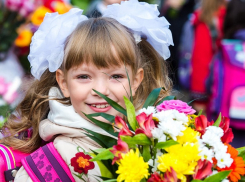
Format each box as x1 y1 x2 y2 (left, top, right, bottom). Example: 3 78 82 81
199 146 214 163
151 127 167 142
202 130 223 147
137 106 156 116
213 142 228 154
158 119 186 141
215 152 233 168
172 110 188 125
206 126 224 138
148 150 162 172
103 0 174 60
29 8 88 79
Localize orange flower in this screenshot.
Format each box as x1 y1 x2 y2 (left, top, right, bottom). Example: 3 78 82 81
217 144 245 182
15 29 33 47
31 6 52 26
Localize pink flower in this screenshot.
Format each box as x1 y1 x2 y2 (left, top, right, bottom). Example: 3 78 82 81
135 112 155 138
157 100 196 115
19 0 35 17
147 168 177 182
115 116 133 137
5 0 22 11
110 138 129 164
0 77 8 95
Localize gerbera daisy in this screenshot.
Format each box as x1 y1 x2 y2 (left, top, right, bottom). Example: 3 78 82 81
216 144 245 182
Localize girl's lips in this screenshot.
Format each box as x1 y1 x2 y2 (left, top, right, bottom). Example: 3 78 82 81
87 104 112 112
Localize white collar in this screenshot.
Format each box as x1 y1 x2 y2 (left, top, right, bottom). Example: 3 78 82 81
47 87 109 135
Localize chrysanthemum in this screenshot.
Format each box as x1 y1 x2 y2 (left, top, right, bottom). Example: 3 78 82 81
177 127 200 144
116 149 149 182
216 144 245 182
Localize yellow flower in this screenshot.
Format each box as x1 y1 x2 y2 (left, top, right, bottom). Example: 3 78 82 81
116 149 149 182
31 6 52 26
53 1 71 14
187 114 197 126
177 127 200 145
15 29 33 47
158 143 201 182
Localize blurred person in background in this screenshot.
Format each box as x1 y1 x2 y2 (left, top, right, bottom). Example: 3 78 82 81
86 0 125 18
160 0 197 89
190 0 226 114
209 0 245 147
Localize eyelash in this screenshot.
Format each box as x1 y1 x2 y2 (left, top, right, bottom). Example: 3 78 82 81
111 74 124 79
77 75 89 79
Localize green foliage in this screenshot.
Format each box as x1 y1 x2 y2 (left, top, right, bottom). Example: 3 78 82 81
213 113 222 127
143 87 162 108
92 89 127 116
124 96 138 131
155 140 179 149
120 134 151 146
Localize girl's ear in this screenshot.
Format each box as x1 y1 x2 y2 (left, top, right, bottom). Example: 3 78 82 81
132 68 144 96
56 69 70 97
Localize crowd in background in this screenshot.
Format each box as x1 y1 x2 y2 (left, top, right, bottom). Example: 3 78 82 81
0 0 245 146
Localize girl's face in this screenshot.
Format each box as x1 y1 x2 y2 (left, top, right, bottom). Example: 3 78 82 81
56 63 143 122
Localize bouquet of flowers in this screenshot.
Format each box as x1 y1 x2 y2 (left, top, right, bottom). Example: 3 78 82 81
70 87 245 182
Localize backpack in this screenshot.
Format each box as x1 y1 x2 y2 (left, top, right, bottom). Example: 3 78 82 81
178 15 218 90
0 144 29 182
209 39 245 128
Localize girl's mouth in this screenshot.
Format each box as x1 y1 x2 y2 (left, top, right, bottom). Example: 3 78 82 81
87 103 112 112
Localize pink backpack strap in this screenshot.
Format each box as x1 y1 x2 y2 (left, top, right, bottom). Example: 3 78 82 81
0 144 18 182
21 142 75 182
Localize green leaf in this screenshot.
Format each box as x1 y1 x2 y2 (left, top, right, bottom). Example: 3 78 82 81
143 87 162 108
84 133 107 148
92 89 127 116
238 147 245 161
120 134 151 145
83 112 118 137
191 180 203 182
197 109 203 116
238 175 245 182
140 178 147 182
124 96 138 131
102 179 117 182
90 148 114 161
124 63 133 103
87 113 115 123
156 95 176 106
142 145 151 162
83 128 117 148
203 170 231 182
213 113 222 127
155 140 179 149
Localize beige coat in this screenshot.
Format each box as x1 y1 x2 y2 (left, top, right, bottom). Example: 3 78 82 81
15 119 104 182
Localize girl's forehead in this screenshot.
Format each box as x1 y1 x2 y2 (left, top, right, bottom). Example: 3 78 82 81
70 62 132 72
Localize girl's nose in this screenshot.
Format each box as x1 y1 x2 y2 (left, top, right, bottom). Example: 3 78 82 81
91 81 110 96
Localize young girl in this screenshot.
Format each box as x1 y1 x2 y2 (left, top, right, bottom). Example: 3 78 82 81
0 0 173 181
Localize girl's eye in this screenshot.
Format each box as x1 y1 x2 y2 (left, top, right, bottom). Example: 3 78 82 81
111 74 123 79
77 75 89 79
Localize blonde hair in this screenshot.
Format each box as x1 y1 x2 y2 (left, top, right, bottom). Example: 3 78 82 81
1 17 172 153
199 0 226 25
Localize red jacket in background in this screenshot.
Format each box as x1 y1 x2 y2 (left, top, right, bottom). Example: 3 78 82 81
191 7 226 101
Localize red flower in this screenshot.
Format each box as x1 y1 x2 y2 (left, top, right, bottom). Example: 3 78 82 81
219 117 234 144
110 138 129 164
71 152 95 174
135 112 155 138
115 116 133 137
147 168 177 182
194 115 214 135
193 159 212 180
